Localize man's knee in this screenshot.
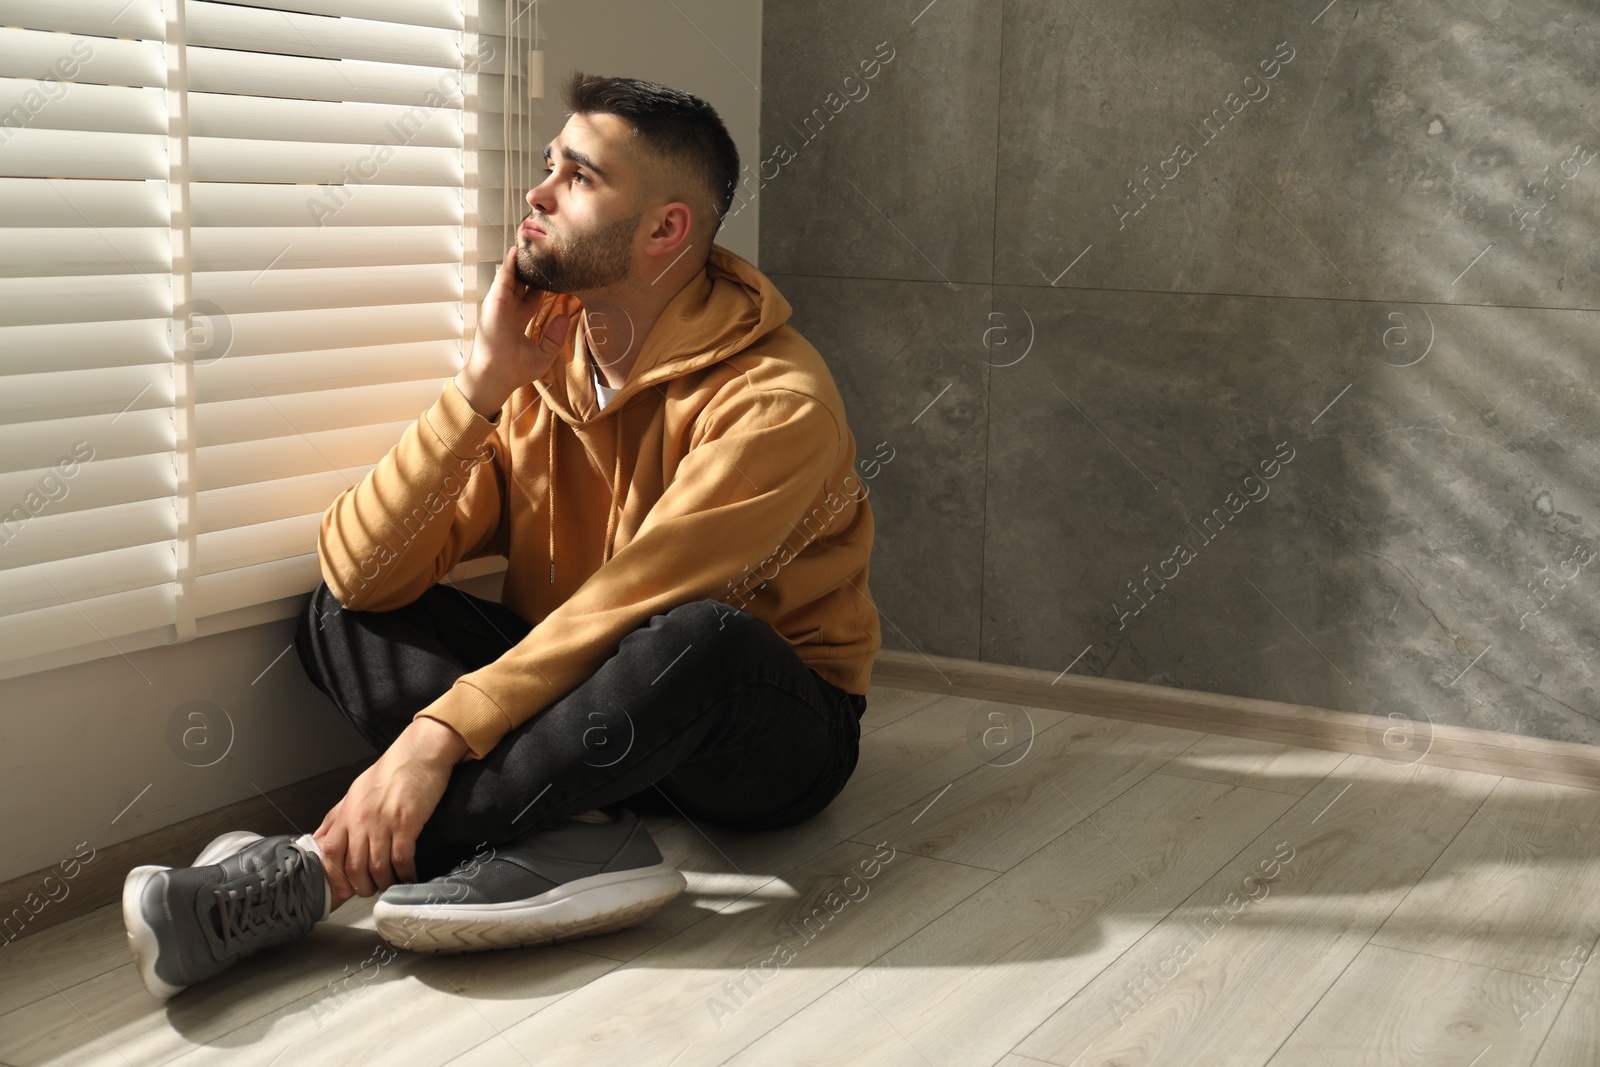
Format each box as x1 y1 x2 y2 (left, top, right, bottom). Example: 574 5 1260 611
296 582 343 661
670 597 765 641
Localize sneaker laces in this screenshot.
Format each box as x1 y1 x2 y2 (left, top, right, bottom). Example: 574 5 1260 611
214 847 321 955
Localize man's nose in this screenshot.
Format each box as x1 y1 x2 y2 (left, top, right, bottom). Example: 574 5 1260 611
526 179 555 212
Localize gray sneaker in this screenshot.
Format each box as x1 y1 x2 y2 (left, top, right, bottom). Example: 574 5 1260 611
123 832 331 1001
373 809 686 954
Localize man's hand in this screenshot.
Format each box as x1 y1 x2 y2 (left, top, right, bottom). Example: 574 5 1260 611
313 717 470 903
455 244 573 420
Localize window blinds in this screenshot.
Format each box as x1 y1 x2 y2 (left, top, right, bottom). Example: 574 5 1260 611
0 0 528 681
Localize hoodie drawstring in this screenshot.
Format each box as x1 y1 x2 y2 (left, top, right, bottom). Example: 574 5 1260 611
548 411 555 584
604 414 622 562
547 399 625 584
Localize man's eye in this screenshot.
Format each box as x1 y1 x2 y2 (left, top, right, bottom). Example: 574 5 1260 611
542 165 589 186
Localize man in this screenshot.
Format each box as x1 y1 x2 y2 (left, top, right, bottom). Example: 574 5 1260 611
122 71 880 1000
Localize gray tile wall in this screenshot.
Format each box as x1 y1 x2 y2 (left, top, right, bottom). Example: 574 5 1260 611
758 0 1600 746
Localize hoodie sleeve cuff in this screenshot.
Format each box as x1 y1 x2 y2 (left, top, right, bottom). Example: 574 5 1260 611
413 681 513 762
427 378 501 460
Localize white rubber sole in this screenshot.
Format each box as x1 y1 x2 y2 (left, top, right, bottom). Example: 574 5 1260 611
122 865 184 1002
123 832 263 1002
194 830 263 866
372 862 688 955
122 830 325 1002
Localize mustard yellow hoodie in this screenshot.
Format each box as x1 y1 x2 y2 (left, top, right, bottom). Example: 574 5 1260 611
315 244 880 761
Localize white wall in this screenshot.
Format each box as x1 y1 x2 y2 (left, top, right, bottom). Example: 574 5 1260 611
0 0 764 883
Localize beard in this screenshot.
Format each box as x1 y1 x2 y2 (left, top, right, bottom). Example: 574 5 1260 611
515 208 642 293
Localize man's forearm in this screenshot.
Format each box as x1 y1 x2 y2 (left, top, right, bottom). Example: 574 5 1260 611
317 376 503 612
407 714 473 765
454 368 512 424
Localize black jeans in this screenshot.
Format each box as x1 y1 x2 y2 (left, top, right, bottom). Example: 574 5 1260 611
293 580 865 882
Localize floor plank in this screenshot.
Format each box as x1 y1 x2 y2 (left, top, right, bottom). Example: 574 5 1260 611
0 905 131 1018
1010 757 1500 1067
1156 733 1350 796
1369 776 1600 975
164 940 618 1066
859 686 947 731
1530 908 1600 1067
1261 943 1561 1067
441 840 996 1066
0 896 398 1066
628 694 1071 882
850 713 1203 872
724 774 1300 1067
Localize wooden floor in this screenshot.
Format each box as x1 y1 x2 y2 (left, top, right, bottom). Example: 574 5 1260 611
2 686 1598 1066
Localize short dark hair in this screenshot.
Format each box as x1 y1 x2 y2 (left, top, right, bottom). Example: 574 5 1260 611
563 71 741 240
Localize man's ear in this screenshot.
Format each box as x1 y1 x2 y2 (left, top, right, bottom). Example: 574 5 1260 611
647 201 695 250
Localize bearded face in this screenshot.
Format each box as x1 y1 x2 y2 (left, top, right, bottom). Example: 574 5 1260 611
515 207 642 293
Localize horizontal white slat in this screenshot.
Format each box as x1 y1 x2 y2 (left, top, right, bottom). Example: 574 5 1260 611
190 181 460 227
0 365 173 425
0 127 165 181
0 226 169 277
191 553 322 622
199 337 460 399
476 108 542 153
0 178 169 228
190 136 461 186
477 149 507 185
196 512 322 576
468 192 517 228
476 73 508 103
1 0 166 42
177 303 459 362
189 92 461 149
462 202 523 246
0 452 172 525
0 319 172 377
197 420 422 490
189 226 462 273
197 341 459 399
0 502 174 579
185 541 502 647
467 49 507 79
0 584 173 668
0 409 172 476
196 378 453 446
187 588 301 645
0 275 168 330
0 29 166 89
478 0 509 35
0 80 165 137
198 467 373 536
194 264 462 315
189 554 506 635
472 220 522 253
0 127 167 180
187 2 463 70
187 47 463 106
198 0 464 32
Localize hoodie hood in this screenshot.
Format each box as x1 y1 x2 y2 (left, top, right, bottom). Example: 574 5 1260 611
518 243 796 575
528 243 794 426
